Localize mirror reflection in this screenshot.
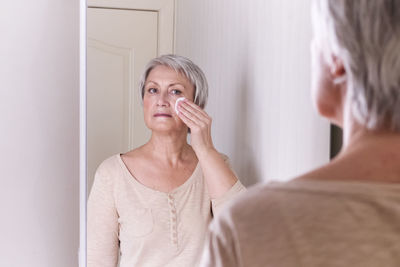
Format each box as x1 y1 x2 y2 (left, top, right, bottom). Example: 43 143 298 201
86 0 334 266
87 53 246 266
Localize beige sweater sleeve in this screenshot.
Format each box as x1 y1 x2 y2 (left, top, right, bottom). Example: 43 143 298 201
211 155 246 216
199 210 242 267
87 165 119 267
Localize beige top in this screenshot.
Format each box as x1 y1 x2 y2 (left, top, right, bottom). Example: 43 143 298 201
87 154 246 267
200 180 400 267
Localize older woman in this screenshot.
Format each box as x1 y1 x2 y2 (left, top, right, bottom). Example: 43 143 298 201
200 0 400 266
87 55 246 267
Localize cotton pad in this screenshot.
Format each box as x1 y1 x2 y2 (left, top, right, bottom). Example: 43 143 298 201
175 97 186 115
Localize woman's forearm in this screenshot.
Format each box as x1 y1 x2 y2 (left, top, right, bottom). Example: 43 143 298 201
196 148 238 199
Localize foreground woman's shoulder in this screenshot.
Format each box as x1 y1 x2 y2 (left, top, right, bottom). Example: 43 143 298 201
216 182 294 218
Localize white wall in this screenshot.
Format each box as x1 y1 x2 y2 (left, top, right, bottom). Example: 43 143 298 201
0 1 79 266
175 0 330 185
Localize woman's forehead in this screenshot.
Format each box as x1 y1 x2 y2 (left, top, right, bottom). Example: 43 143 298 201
146 65 192 86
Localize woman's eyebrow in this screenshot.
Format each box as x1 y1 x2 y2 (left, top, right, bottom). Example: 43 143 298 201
145 80 158 86
145 81 186 89
169 83 186 89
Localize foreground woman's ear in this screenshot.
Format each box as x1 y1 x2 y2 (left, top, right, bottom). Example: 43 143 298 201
330 55 346 85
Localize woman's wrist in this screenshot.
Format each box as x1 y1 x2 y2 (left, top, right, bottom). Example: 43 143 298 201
194 146 218 160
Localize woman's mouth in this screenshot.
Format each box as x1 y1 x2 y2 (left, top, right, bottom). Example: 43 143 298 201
154 113 172 117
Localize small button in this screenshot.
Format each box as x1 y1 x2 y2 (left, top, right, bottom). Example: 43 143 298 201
172 217 176 221
171 209 176 214
168 194 174 200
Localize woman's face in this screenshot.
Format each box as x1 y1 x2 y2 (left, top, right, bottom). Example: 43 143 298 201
143 65 195 133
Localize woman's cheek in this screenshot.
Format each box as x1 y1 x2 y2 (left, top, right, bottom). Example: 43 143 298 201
142 98 153 123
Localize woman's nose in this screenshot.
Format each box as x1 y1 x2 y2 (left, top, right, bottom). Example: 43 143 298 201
156 92 170 107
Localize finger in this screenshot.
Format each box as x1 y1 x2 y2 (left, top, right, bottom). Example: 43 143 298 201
178 104 204 124
178 108 197 129
179 101 210 122
179 104 212 131
181 100 209 118
178 104 204 122
179 112 208 135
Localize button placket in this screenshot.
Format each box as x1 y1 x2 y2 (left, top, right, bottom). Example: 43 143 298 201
168 194 178 247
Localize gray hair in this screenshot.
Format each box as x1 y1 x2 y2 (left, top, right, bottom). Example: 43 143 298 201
139 54 209 109
312 0 400 131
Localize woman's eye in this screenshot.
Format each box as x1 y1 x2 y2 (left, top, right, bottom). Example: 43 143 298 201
171 89 182 95
148 88 157 94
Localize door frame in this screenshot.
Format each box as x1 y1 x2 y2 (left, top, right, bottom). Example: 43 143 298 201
88 0 175 55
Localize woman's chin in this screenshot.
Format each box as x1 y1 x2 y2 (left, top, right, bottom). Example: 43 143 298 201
148 125 187 135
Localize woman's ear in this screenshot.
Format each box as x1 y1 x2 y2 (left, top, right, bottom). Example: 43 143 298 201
325 54 346 127
330 55 346 84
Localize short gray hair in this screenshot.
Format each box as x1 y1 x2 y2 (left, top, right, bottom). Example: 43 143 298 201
312 0 400 131
139 54 209 109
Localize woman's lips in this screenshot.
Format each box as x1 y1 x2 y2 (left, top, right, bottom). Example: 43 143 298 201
154 113 172 117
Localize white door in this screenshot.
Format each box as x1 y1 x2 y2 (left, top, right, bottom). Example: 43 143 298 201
87 8 157 190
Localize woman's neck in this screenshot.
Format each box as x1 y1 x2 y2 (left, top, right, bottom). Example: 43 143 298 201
144 131 195 167
330 119 400 183
341 115 400 156
298 117 400 183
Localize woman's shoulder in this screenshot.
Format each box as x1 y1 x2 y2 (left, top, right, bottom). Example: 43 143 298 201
95 153 126 177
120 146 150 168
98 146 148 171
219 178 400 225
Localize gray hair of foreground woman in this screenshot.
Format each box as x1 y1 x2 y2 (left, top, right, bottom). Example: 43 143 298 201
139 54 209 109
312 0 400 131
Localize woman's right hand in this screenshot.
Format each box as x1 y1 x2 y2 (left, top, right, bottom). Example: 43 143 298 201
177 98 216 158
